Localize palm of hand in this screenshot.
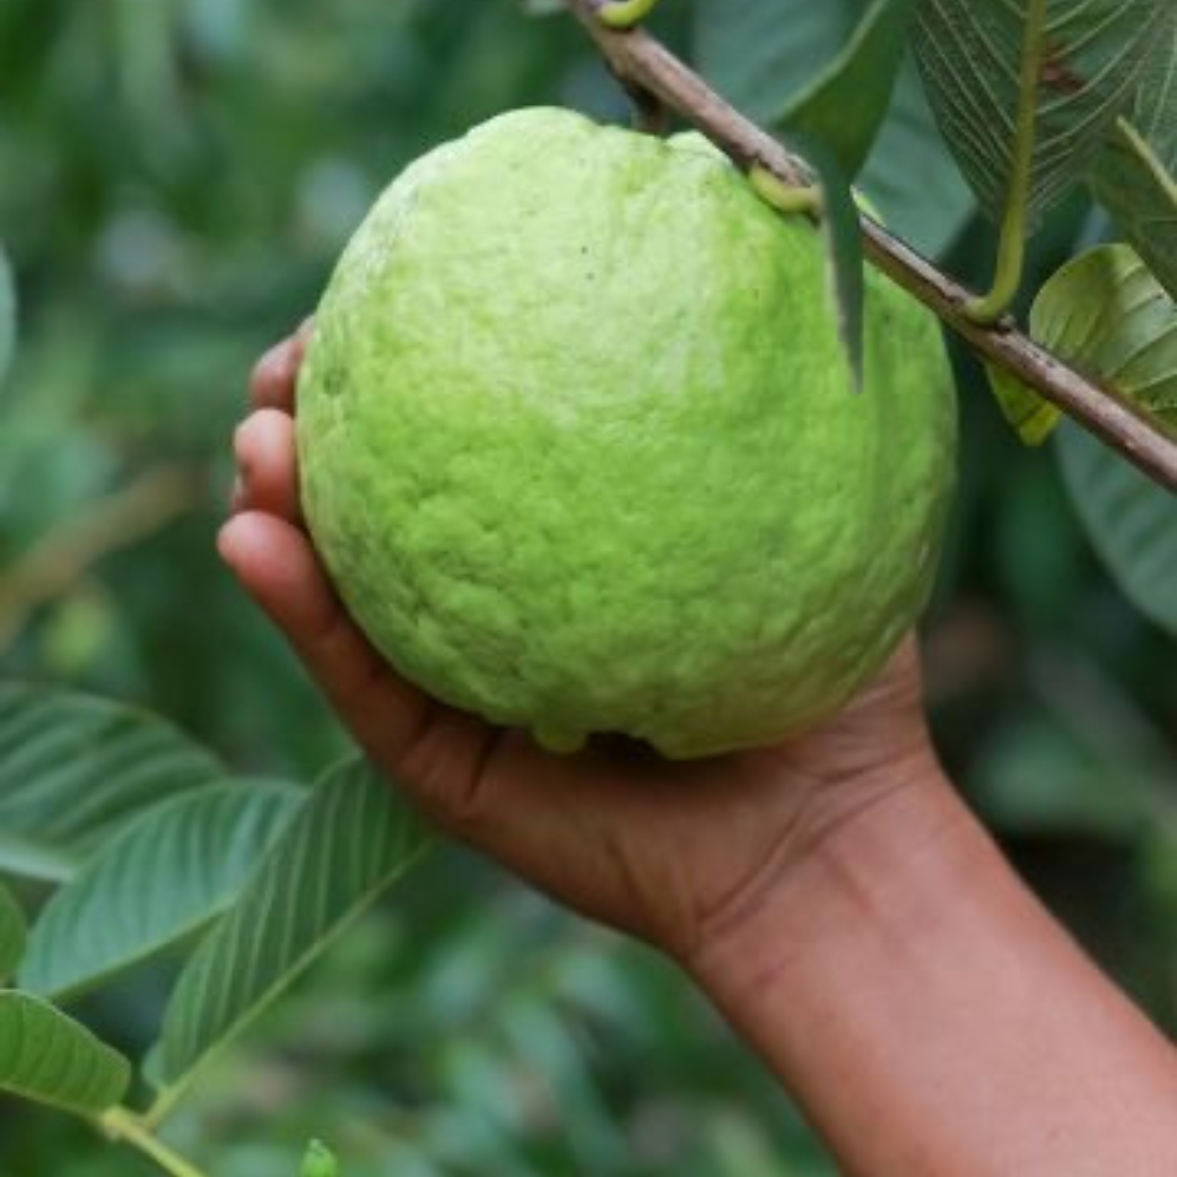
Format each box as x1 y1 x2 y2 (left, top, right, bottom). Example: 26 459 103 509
221 328 932 962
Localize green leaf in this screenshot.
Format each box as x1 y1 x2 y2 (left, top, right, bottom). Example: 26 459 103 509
694 0 973 256
765 0 919 374
800 141 866 388
0 683 223 876
986 240 1177 446
912 0 1167 228
855 57 976 258
1032 246 1177 428
970 711 1150 836
694 0 856 119
0 990 130 1117
152 757 431 1095
0 833 77 885
0 247 14 392
985 364 1063 446
1057 425 1177 634
1088 12 1177 298
20 780 303 1003
0 882 27 982
972 650 1177 835
302 1139 341 1177
778 0 921 179
1024 244 1177 633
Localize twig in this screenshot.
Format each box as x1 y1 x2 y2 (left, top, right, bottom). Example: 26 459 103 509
0 466 197 649
563 1 1177 493
99 1106 210 1177
614 68 673 135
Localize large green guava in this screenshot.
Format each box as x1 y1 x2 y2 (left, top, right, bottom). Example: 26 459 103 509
297 107 956 758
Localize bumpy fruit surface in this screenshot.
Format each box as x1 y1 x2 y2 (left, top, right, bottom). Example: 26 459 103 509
297 107 956 758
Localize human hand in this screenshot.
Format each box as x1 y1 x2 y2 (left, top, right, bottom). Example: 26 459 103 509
223 329 1177 1177
220 326 944 967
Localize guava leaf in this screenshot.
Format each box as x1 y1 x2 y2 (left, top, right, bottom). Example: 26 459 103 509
912 0 1167 229
970 712 1148 838
0 248 14 392
0 882 27 983
1026 245 1177 633
301 1139 341 1177
856 55 975 258
0 682 223 880
985 364 1063 446
694 0 973 257
151 756 431 1098
771 0 919 379
1087 11 1177 299
799 140 866 389
778 0 921 180
0 991 130 1117
1058 424 1177 635
0 835 75 885
969 647 1176 837
20 780 303 1003
1033 246 1177 430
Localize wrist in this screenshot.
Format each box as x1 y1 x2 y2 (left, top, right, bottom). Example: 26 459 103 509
685 753 969 1010
680 753 1177 1177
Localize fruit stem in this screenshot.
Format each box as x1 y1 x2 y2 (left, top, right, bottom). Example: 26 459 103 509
964 0 1046 326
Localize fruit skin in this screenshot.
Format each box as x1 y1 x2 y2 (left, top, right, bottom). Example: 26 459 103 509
297 107 956 758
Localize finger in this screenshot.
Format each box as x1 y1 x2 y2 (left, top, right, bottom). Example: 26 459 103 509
233 409 303 526
249 331 305 414
217 511 475 773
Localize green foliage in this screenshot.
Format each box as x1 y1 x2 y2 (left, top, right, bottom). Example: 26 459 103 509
301 1139 340 1177
1058 423 1177 635
778 0 920 179
153 757 430 1099
1088 11 1177 300
984 363 1062 447
0 992 129 1118
0 880 26 982
1032 247 1177 430
0 684 223 879
0 247 13 393
1026 246 1176 634
20 780 303 1002
912 0 1166 228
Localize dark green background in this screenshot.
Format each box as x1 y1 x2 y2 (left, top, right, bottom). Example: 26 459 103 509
1 1 1174 1173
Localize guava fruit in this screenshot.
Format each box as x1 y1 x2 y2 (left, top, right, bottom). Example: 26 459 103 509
297 107 956 758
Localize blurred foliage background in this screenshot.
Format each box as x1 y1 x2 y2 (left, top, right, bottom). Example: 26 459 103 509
0 0 1174 1173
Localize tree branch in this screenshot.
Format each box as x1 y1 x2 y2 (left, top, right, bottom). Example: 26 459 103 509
564 1 1177 493
0 466 197 650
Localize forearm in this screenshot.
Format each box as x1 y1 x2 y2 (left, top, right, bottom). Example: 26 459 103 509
692 768 1177 1176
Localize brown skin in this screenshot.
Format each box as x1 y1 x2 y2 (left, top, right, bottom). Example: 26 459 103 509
222 328 1177 1176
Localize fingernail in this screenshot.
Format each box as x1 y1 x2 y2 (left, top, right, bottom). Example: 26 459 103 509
229 475 245 513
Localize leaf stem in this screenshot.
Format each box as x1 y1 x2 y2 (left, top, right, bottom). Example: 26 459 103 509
141 1077 195 1132
965 0 1047 325
99 1106 210 1177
